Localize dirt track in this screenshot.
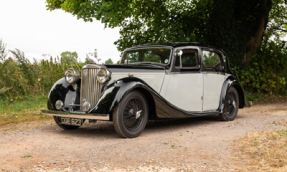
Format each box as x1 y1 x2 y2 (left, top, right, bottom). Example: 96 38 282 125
0 102 287 171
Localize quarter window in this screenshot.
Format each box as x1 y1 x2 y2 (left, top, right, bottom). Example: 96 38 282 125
175 49 198 68
202 51 221 69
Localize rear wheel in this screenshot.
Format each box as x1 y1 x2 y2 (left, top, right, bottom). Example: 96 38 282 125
53 116 82 130
219 87 239 121
113 91 148 138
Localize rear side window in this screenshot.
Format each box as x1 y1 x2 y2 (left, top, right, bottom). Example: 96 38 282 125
175 49 198 68
202 51 222 69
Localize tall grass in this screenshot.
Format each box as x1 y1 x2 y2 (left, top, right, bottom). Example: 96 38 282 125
0 39 85 104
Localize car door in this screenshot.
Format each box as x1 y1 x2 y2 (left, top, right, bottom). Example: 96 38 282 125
161 48 203 112
202 50 226 111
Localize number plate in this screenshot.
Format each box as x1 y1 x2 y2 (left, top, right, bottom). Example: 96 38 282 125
60 117 83 126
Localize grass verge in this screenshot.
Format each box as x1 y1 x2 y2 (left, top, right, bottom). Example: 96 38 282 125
245 92 287 105
234 129 287 171
0 95 52 126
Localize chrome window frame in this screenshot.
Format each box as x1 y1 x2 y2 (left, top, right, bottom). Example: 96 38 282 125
201 48 225 73
170 46 202 73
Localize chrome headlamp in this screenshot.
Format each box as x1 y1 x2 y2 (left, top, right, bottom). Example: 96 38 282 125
97 68 110 83
65 68 80 84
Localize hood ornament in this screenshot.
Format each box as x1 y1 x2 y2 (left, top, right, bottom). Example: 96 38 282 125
128 73 134 77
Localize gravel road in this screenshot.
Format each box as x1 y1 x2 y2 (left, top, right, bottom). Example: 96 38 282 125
0 102 286 171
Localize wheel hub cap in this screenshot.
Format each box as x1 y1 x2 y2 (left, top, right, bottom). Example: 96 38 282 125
129 109 134 114
136 110 142 119
232 100 236 108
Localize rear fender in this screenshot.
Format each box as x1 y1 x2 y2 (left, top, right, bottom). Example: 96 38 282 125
218 75 249 113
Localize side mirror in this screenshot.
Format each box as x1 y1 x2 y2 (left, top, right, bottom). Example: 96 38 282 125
175 50 183 56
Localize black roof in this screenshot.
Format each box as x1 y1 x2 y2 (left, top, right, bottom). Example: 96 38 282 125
125 42 226 55
145 42 210 47
126 42 217 49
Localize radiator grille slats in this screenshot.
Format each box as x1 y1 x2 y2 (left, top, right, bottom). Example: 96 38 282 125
80 68 101 110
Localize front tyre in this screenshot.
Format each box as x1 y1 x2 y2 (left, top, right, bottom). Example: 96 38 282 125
219 87 239 121
113 91 148 138
53 116 81 130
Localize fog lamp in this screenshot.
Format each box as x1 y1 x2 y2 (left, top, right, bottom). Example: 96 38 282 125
55 100 64 110
82 101 91 112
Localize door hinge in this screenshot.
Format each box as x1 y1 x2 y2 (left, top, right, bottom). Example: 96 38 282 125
201 96 203 100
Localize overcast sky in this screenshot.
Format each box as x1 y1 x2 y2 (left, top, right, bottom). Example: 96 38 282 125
0 0 121 63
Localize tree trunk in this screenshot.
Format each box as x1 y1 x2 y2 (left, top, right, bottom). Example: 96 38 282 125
244 0 272 65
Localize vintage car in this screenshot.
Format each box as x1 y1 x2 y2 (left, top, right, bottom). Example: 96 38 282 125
41 42 249 138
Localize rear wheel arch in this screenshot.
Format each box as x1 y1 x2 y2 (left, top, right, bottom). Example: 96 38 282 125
232 83 245 108
220 86 239 121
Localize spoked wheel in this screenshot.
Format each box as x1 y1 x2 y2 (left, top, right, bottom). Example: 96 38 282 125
113 91 148 138
53 116 83 130
219 87 239 121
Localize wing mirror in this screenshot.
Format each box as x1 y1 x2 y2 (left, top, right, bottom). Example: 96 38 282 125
175 50 183 56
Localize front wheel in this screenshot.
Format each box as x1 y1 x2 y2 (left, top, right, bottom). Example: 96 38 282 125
219 87 239 121
113 91 148 138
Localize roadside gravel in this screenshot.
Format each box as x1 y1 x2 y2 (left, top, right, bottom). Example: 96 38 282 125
0 102 286 171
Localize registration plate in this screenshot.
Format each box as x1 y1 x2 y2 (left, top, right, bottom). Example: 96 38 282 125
60 117 83 126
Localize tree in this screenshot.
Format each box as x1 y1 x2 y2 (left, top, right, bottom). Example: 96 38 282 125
263 0 287 43
0 39 7 62
60 51 78 64
46 0 273 67
104 58 114 64
86 49 101 64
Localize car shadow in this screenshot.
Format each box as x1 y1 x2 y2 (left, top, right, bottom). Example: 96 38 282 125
45 114 246 139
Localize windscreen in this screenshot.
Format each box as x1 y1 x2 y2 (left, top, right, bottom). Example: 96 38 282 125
121 48 171 65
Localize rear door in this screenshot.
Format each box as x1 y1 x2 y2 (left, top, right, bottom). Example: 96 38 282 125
202 50 225 111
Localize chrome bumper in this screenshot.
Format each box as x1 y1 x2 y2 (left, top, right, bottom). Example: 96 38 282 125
41 109 110 121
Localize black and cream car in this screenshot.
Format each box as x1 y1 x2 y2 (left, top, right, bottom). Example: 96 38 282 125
42 43 249 138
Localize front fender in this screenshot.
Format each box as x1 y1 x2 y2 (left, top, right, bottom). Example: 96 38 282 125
218 75 250 113
89 77 154 114
47 77 81 111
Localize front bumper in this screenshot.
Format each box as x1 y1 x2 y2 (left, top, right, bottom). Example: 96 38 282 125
41 109 110 121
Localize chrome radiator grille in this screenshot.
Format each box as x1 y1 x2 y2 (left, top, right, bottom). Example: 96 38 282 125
80 68 101 110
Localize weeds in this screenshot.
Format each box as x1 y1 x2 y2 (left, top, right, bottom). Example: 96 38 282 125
0 39 85 101
234 130 287 171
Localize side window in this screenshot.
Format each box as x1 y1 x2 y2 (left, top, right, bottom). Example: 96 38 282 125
175 49 198 68
202 51 221 69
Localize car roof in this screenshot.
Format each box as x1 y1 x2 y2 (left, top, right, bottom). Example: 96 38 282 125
126 42 215 49
124 42 226 56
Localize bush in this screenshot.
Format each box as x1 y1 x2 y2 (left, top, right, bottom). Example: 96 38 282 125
237 40 287 94
0 40 85 100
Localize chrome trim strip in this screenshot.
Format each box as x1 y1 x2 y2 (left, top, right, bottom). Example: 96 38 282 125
111 72 165 75
41 109 110 121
